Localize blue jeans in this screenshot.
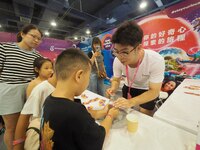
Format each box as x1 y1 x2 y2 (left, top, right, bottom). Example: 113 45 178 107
88 72 105 96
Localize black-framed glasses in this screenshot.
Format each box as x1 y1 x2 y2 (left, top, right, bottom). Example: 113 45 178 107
27 33 42 41
112 45 138 57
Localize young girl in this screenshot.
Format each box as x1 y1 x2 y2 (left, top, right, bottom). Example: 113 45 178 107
26 57 53 98
0 24 42 150
14 74 57 150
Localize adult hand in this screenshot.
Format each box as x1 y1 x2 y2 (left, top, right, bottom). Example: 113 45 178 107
106 88 116 98
113 97 134 109
94 51 100 57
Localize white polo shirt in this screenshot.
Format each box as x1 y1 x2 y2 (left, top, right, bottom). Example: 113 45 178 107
113 50 165 90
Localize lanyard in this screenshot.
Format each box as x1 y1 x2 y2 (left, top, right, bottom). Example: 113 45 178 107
125 59 141 99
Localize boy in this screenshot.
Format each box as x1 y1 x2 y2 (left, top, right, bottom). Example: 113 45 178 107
41 48 119 150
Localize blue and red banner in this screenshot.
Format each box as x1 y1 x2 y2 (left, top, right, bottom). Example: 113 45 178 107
96 0 200 83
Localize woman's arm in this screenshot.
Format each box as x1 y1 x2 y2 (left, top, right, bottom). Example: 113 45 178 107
88 51 100 64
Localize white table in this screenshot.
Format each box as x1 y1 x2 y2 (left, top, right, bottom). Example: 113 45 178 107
154 79 200 134
79 90 196 150
104 110 196 150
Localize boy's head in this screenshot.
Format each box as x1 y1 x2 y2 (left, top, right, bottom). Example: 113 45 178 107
55 48 91 95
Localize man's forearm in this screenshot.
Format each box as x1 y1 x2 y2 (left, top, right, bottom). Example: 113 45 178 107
111 79 120 92
130 89 160 106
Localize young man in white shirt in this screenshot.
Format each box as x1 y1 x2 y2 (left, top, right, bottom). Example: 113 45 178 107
106 21 165 115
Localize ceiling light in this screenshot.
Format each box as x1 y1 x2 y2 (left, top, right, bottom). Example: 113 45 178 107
86 29 90 35
140 1 147 9
50 21 57 27
44 31 50 36
0 24 2 28
74 36 78 40
106 17 117 24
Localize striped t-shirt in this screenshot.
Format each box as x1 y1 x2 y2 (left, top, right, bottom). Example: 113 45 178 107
0 43 41 84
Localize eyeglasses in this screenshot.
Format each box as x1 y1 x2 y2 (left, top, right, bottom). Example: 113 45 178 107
27 33 42 41
112 46 138 57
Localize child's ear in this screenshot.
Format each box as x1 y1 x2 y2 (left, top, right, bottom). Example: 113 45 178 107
34 67 39 73
75 70 83 82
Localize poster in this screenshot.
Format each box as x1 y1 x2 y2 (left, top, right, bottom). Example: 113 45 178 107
0 32 78 61
97 0 200 97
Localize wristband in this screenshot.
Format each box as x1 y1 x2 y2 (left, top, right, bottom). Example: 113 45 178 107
106 114 113 119
13 137 26 146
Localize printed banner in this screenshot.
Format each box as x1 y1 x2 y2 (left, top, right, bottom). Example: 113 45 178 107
0 32 79 61
96 0 200 95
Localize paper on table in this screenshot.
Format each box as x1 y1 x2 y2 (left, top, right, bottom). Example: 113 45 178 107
77 90 110 110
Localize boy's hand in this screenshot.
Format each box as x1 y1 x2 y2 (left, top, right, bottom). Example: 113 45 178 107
96 105 109 119
107 107 119 119
89 105 109 119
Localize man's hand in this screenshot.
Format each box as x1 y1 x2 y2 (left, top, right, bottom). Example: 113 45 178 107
106 88 116 98
113 97 135 109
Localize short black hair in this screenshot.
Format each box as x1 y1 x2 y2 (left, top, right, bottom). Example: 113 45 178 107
55 48 91 80
17 24 43 42
112 21 143 47
34 57 52 77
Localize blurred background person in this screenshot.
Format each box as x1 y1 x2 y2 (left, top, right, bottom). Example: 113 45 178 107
88 37 107 96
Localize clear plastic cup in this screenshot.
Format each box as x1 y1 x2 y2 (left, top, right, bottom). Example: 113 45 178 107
126 114 138 133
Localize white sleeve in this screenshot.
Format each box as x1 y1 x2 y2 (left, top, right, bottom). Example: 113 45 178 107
149 57 165 83
113 57 122 78
21 87 42 117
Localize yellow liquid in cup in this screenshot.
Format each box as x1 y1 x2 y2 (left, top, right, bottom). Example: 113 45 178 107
126 114 138 133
